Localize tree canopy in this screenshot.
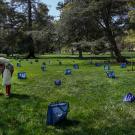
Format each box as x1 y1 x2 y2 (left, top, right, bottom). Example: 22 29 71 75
0 0 134 62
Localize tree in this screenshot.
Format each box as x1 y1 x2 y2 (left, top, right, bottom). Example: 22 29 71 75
123 1 135 50
58 0 129 62
11 0 35 30
31 2 55 54
128 1 135 30
10 0 39 58
57 0 102 58
10 0 53 58
0 0 27 56
91 0 129 62
33 2 52 29
53 21 68 54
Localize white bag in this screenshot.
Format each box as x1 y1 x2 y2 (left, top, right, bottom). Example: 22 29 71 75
2 69 11 86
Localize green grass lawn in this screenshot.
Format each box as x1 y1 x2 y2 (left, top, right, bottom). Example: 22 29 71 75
0 57 135 135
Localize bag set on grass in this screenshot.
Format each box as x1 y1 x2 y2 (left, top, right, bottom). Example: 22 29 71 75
104 64 110 71
17 62 21 67
65 69 72 75
106 71 115 78
73 64 79 69
95 63 101 67
54 80 61 86
103 64 116 78
18 72 27 79
46 102 69 125
123 93 135 102
121 63 126 68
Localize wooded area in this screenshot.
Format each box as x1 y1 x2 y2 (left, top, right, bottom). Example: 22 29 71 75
0 0 135 62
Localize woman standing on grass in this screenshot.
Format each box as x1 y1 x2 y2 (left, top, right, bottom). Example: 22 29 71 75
2 63 14 97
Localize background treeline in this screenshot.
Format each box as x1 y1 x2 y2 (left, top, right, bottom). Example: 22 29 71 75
0 0 135 62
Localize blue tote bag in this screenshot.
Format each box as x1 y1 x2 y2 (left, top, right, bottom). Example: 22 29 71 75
47 102 69 125
123 93 135 102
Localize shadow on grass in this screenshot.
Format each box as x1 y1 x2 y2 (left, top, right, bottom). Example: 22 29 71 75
0 93 4 96
115 77 119 80
10 93 30 99
55 119 80 129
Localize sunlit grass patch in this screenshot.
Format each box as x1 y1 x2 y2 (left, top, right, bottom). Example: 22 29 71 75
0 57 134 134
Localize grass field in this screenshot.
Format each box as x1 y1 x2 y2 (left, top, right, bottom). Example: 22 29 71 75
0 56 135 135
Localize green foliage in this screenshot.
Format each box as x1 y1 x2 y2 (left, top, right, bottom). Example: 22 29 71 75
33 3 51 29
128 1 135 29
123 1 135 49
57 0 129 62
58 0 101 43
0 0 54 56
124 30 135 49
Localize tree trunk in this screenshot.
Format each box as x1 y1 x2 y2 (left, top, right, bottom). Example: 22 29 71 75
27 0 35 58
27 45 35 58
110 49 114 58
58 46 61 54
26 35 35 58
78 49 83 59
106 29 127 63
11 45 14 58
28 0 32 30
109 37 126 62
101 7 127 63
71 49 74 55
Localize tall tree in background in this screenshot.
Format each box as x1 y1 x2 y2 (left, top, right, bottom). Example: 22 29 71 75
0 0 26 56
28 0 32 30
123 1 135 50
33 2 51 29
11 0 39 58
0 0 8 52
128 1 135 30
57 0 102 58
10 0 54 58
31 2 54 54
91 0 129 62
58 0 129 62
11 0 35 30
